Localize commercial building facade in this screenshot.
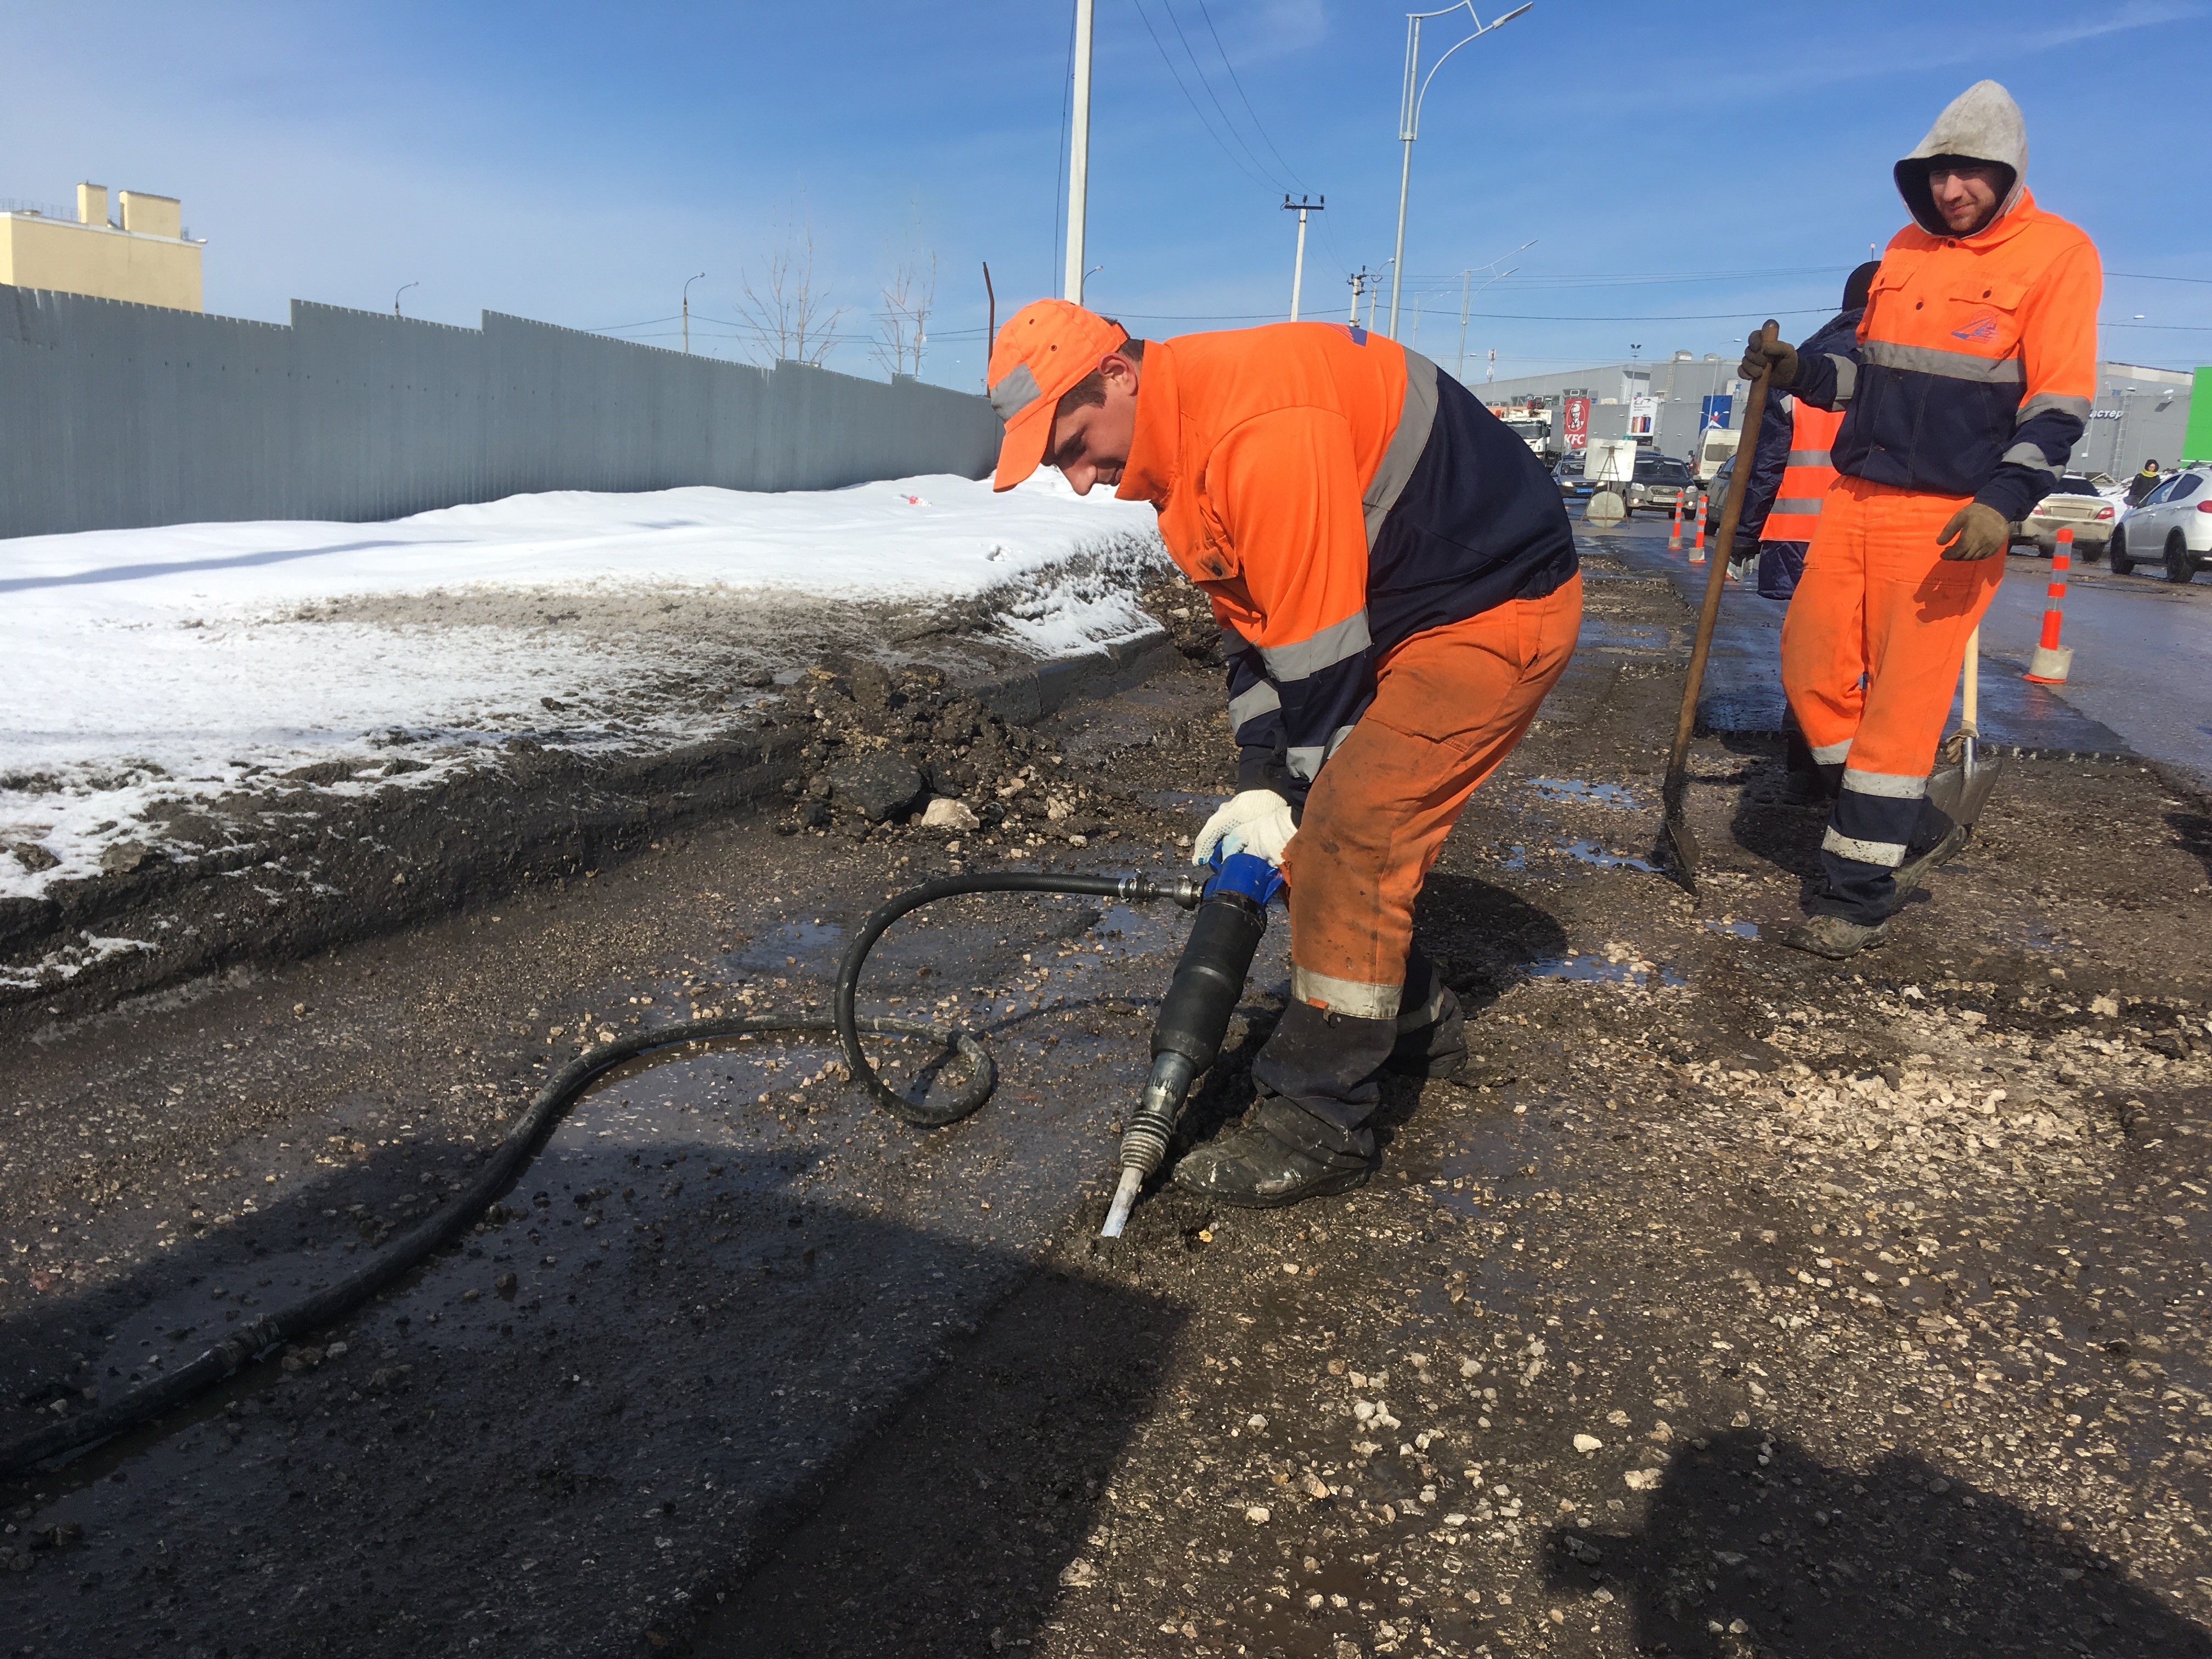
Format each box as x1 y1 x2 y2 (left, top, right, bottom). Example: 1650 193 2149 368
0 182 202 311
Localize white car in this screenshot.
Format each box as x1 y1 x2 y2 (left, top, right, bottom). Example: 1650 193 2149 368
2109 465 2212 583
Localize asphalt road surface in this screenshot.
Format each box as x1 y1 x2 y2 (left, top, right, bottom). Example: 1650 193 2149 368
5 534 2208 1659
1980 552 2212 791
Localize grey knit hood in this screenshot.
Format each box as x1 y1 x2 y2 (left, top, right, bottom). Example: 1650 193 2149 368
1894 79 2028 235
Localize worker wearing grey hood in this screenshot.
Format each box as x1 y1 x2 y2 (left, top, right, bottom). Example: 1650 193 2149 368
1738 80 2102 961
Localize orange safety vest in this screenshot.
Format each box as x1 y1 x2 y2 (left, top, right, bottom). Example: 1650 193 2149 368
1759 398 1845 544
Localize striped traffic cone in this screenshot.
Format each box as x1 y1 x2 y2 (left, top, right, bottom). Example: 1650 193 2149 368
2023 527 2075 684
1689 493 1709 565
1667 491 1686 551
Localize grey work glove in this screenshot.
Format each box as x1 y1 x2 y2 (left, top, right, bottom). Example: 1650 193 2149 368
1936 501 2011 562
1737 320 1798 390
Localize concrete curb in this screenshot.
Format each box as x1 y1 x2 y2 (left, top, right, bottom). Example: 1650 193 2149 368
2 628 1185 1034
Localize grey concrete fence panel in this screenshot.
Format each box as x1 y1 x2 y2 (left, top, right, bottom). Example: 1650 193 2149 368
0 284 1002 539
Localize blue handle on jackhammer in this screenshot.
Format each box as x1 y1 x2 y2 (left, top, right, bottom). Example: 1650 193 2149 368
1205 848 1286 908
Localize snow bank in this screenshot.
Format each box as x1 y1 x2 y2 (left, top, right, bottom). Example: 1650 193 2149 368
0 472 1167 900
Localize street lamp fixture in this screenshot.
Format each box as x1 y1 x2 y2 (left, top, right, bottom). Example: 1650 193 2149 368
393 281 419 319
683 272 708 356
1388 1 1532 340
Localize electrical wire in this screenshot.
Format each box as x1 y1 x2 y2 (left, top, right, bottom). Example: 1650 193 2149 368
1128 0 1276 190
1160 0 1289 191
1193 0 1307 191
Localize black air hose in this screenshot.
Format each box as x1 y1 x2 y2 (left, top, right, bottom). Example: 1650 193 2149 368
0 868 1204 1476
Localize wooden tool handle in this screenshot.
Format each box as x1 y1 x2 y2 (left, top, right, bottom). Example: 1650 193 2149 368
1961 623 1980 738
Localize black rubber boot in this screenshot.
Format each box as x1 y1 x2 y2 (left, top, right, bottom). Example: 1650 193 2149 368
1172 1000 1392 1209
1385 949 1466 1078
1171 1115 1370 1209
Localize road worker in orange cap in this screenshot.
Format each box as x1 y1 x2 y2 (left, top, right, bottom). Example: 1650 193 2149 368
989 298 1580 1206
1740 79 2101 960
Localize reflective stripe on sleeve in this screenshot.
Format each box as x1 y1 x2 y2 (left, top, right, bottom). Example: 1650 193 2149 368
1227 681 1282 733
1362 351 1441 548
1822 827 1907 868
2017 392 2092 423
1291 964 1402 1020
1841 768 1928 800
1259 610 1371 681
1285 724 1358 782
1827 354 1858 402
2000 441 2059 475
1859 339 2025 383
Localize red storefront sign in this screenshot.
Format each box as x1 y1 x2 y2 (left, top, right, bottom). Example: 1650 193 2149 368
1562 396 1590 450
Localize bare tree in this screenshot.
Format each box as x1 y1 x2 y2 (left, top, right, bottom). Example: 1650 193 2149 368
736 219 845 367
870 249 938 381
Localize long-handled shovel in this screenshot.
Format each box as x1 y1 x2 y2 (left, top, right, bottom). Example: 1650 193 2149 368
1898 624 2002 899
1656 323 1779 894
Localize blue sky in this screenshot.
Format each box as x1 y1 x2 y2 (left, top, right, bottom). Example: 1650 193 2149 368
5 1 2206 385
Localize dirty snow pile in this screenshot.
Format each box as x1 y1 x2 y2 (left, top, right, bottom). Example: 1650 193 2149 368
0 472 1166 898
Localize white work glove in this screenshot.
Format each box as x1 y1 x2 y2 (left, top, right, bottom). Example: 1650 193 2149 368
1192 789 1296 867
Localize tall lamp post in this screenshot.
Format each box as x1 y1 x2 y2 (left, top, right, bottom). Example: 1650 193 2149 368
1283 195 1324 322
393 281 419 319
682 272 707 356
1387 1 1531 340
1064 0 1095 303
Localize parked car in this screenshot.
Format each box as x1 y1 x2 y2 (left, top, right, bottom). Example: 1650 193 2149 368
1553 450 1586 501
1627 452 1696 514
2109 464 2212 583
2010 474 2117 561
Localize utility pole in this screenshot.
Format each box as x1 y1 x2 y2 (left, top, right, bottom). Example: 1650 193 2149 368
1389 2 1532 339
1348 267 1365 324
1283 195 1324 322
1455 269 1471 379
1064 0 1095 304
682 272 706 356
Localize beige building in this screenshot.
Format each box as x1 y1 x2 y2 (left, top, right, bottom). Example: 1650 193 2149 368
0 182 202 311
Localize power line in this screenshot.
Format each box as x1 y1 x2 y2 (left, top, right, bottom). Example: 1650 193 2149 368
1193 0 1307 191
1159 0 1289 190
1128 0 1275 190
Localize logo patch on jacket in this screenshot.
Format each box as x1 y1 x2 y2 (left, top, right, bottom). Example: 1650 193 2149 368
1951 313 2000 343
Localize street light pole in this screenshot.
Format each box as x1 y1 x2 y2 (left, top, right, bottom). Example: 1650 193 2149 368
1064 0 1095 304
1388 2 1532 340
682 272 707 356
1283 195 1324 322
393 281 418 319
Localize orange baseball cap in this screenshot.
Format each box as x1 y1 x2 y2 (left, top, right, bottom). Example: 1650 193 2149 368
988 299 1131 491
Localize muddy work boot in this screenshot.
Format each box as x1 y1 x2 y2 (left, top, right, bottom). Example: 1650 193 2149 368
1171 1119 1371 1209
1385 950 1466 1079
1173 1000 1392 1207
1780 913 1890 960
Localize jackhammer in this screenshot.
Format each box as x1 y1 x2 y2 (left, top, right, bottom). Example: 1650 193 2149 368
1101 851 1284 1236
2 857 1279 1475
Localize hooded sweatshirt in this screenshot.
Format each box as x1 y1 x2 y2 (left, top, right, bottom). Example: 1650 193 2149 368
1789 80 2101 523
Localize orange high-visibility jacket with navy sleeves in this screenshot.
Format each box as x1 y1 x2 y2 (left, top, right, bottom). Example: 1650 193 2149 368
1113 323 1576 798
1790 188 2101 523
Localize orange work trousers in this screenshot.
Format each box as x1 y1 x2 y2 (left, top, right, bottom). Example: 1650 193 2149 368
1282 571 1583 1015
1780 477 2004 922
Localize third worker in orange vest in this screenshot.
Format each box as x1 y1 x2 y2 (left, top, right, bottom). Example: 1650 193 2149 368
1740 80 2100 959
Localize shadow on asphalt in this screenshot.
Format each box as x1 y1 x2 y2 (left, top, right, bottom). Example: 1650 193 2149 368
1543 1429 2212 1657
0 1101 1183 1658
686 1260 1187 1657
